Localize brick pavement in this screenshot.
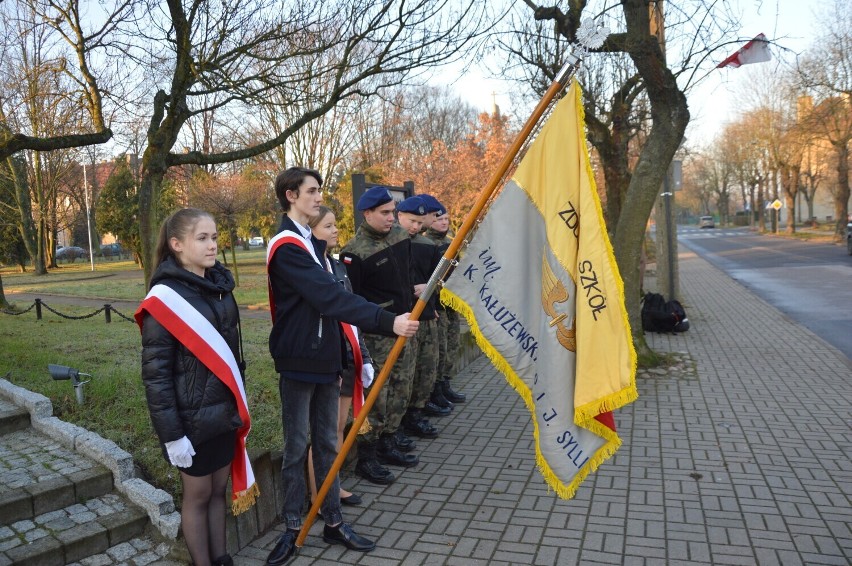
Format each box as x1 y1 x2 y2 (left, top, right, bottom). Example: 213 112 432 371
235 248 852 565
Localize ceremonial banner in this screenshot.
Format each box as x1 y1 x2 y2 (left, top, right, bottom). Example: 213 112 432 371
442 80 637 498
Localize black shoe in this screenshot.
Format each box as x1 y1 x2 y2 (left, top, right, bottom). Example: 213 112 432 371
266 529 298 565
430 385 454 410
340 493 362 506
441 377 466 403
323 522 376 552
393 430 417 453
355 458 396 485
377 436 419 467
404 414 439 438
423 401 451 416
213 555 234 566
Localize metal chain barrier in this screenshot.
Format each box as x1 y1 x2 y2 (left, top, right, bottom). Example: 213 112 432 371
40 301 107 320
108 306 137 323
0 298 135 323
0 302 36 316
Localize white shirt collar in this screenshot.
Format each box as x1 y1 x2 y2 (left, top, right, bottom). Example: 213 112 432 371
293 221 311 240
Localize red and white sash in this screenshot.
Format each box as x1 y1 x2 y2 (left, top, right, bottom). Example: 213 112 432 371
267 230 366 417
135 284 259 515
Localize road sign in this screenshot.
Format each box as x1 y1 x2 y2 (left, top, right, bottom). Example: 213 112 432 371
771 199 782 210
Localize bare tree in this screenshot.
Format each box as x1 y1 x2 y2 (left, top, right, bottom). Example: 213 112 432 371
188 170 263 285
796 0 852 238
71 0 488 283
0 0 123 160
496 1 707 357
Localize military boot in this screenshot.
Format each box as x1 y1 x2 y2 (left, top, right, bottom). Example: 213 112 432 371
430 382 454 410
403 409 439 438
355 440 396 485
424 400 451 416
377 434 419 467
393 429 417 453
441 376 467 403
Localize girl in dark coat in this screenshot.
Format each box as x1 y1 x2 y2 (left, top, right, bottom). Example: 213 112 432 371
138 208 246 566
306 206 374 507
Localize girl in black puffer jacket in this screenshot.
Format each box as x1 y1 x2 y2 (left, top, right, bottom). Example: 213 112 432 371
138 208 244 566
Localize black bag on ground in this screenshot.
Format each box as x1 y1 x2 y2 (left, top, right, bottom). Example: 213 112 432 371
641 292 690 333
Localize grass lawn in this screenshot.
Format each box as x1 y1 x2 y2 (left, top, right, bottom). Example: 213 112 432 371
1 247 272 308
1 248 282 501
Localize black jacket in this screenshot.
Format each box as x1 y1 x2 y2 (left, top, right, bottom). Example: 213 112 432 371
140 257 243 448
268 216 395 375
329 253 372 366
339 223 414 318
409 232 442 321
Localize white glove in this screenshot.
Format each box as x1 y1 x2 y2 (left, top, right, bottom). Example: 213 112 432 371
164 436 196 468
361 363 375 389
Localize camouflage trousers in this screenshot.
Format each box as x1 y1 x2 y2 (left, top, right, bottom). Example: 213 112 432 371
360 334 415 443
409 318 439 409
437 307 461 378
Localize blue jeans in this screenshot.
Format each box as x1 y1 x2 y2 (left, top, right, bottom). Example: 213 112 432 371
279 376 343 529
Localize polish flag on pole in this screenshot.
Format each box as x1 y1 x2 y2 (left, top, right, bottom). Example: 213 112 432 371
717 33 772 68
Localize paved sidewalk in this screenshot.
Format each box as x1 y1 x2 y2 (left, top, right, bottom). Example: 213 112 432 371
236 248 851 565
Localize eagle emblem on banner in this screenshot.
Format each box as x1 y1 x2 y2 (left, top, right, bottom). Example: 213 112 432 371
541 253 576 352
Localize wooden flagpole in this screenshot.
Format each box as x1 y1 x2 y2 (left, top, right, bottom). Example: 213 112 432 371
296 52 583 551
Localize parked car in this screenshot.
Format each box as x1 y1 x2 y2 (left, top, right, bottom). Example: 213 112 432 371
99 243 124 259
249 236 264 246
699 215 715 229
55 246 88 261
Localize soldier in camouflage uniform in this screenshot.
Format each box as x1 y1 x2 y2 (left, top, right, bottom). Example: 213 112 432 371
421 197 467 404
340 187 420 485
396 197 451 431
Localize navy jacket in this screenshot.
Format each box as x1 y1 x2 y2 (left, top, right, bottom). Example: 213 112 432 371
268 216 396 375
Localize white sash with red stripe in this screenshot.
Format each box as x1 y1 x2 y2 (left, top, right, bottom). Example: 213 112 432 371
135 284 259 515
267 230 366 417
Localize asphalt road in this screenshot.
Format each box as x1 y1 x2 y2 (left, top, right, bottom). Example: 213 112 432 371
675 225 852 361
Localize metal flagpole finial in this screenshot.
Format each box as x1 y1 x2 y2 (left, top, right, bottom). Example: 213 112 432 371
557 19 610 85
577 19 609 50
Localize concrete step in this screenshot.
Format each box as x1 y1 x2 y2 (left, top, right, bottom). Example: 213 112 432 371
0 493 153 565
0 427 113 527
0 404 29 436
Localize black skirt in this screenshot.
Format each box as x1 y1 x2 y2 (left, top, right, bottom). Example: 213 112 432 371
178 430 236 477
340 368 355 398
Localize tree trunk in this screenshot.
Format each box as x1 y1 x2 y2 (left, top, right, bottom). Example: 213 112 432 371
834 144 850 240
0 274 8 310
781 165 797 234
613 0 691 360
138 159 169 286
7 156 46 274
229 225 240 287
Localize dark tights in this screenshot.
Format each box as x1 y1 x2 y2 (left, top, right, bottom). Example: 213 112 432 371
180 464 230 566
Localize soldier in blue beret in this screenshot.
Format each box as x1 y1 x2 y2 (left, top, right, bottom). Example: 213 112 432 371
422 205 467 406
398 195 454 423
342 186 423 484
418 194 447 217
356 186 394 211
397 195 428 216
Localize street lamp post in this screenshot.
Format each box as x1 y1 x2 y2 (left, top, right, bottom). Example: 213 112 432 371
83 164 95 271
